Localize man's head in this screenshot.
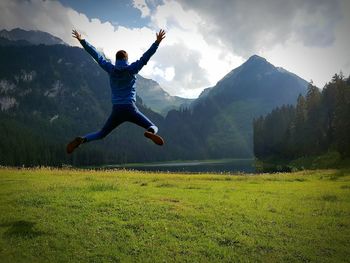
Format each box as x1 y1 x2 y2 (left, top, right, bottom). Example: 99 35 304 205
116 50 128 61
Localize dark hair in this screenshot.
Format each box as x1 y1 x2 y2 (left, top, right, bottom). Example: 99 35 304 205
116 50 128 61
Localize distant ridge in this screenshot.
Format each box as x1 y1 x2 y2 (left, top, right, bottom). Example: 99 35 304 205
0 28 67 46
137 75 194 115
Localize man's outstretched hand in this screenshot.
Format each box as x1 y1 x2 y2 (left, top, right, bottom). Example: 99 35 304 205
72 29 83 42
156 29 166 44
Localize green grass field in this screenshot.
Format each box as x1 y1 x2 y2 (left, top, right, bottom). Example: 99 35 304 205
0 168 349 262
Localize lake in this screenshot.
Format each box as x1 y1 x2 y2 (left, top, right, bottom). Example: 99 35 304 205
103 159 255 173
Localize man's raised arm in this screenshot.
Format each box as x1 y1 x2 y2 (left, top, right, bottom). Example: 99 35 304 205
72 29 114 73
128 29 166 75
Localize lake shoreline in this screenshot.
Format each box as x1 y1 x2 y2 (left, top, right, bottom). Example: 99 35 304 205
81 158 256 174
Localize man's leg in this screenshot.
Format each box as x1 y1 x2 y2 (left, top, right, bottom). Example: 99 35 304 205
66 106 124 154
128 105 164 146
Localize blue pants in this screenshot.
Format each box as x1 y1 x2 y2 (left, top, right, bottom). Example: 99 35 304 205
84 103 157 142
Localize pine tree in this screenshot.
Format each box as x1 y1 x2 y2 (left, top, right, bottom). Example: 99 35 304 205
253 116 265 158
334 75 350 157
304 82 322 154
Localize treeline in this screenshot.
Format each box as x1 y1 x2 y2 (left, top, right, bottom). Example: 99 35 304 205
254 73 350 161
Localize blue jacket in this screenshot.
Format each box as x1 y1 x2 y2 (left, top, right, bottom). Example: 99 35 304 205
80 39 159 104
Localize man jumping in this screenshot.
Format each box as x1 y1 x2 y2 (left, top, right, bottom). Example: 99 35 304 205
67 29 166 154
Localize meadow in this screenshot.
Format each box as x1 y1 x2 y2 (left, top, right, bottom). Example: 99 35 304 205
0 168 349 262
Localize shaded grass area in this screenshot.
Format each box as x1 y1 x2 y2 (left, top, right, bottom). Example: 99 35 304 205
0 168 349 262
256 151 350 173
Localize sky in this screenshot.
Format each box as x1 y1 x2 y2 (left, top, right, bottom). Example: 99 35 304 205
0 0 349 98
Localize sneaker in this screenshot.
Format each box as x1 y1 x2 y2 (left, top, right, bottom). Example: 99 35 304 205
66 137 85 154
144 131 164 146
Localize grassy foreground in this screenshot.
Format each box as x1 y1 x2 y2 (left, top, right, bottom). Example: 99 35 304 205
0 168 349 262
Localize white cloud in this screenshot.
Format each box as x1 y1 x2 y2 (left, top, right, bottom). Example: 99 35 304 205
142 42 211 96
150 0 202 31
262 0 350 88
0 0 72 40
150 66 175 81
132 0 151 17
177 0 343 56
143 0 242 95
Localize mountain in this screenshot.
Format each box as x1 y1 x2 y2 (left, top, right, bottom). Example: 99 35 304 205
0 28 67 46
172 54 309 159
0 36 31 47
137 75 193 115
197 55 307 104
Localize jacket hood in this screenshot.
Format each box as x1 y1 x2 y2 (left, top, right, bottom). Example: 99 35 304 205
115 59 129 69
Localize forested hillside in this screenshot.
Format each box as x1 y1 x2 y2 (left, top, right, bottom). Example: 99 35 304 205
254 74 350 164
